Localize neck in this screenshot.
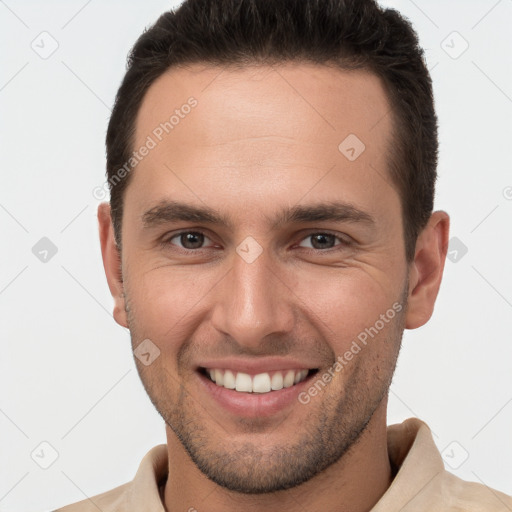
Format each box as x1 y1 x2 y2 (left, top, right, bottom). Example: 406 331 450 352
163 401 392 512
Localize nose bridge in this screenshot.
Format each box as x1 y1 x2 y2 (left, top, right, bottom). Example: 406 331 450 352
211 245 294 344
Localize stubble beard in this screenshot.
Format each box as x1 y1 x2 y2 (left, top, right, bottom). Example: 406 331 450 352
125 285 408 494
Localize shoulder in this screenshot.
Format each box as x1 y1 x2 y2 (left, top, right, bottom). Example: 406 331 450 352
52 481 130 512
436 471 512 511
384 418 512 511
51 444 168 512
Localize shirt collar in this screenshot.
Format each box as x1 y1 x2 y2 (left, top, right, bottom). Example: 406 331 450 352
125 417 443 511
370 417 445 511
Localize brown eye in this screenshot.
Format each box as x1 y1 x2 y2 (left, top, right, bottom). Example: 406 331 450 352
298 232 350 251
164 231 213 250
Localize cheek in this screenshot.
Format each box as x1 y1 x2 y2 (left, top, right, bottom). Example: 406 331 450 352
291 267 400 340
128 266 218 337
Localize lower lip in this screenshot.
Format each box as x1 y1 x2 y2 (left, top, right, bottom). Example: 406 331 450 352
197 370 316 418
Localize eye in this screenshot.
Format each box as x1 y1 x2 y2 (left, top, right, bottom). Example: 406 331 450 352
161 230 351 253
297 232 351 251
163 230 214 250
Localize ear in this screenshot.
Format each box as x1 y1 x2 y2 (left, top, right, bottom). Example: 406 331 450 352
405 210 450 329
98 202 128 328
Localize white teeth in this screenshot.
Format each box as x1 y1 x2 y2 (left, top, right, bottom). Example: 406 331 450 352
214 368 224 386
235 372 253 392
253 373 271 393
283 370 295 388
206 368 310 393
223 370 236 389
271 372 284 391
294 369 308 384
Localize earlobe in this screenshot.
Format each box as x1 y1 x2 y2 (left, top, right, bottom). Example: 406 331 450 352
97 202 128 328
405 210 450 330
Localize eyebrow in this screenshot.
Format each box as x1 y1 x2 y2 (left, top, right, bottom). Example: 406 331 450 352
141 199 376 231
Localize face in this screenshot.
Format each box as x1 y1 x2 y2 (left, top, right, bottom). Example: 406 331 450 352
105 63 416 493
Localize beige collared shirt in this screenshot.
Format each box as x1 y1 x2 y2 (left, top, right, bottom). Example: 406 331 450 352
54 418 512 511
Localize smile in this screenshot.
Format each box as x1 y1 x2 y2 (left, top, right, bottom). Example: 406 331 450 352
200 367 317 393
196 363 321 418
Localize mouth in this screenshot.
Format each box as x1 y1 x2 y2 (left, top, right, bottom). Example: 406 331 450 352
198 367 319 394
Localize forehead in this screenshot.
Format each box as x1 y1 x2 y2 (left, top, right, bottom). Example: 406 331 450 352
134 62 394 148
127 62 398 230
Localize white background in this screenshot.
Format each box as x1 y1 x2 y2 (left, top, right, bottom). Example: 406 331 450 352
1 1 511 510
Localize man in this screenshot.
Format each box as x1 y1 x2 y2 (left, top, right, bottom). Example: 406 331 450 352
56 0 512 510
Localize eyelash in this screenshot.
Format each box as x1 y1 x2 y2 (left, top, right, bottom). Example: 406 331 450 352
160 229 352 253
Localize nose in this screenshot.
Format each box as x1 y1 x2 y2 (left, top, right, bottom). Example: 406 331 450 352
210 245 295 351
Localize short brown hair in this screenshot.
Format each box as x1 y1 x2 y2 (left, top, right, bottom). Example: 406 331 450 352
106 0 438 263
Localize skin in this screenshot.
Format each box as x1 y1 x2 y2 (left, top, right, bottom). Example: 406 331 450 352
98 63 449 512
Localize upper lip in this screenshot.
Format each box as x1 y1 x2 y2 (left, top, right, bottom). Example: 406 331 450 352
197 357 319 376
